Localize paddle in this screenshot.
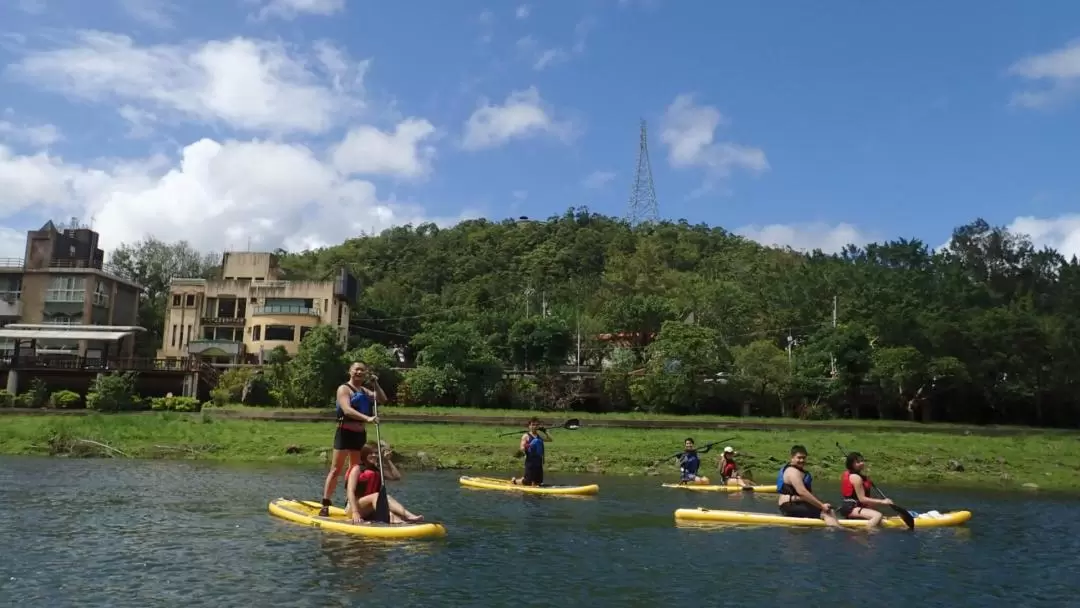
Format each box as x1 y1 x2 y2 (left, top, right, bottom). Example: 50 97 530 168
836 442 915 530
667 437 733 461
496 418 582 437
371 392 391 524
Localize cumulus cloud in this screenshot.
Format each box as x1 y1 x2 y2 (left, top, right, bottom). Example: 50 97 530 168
582 170 616 189
0 119 61 148
1007 39 1080 109
252 0 346 20
118 0 178 29
8 31 368 135
331 118 437 179
514 19 591 71
0 227 26 259
1007 214 1080 259
0 134 468 255
660 94 768 182
461 87 571 151
736 222 876 254
516 4 530 19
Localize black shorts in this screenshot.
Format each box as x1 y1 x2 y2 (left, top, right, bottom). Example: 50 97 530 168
522 462 544 486
780 501 822 519
333 426 367 451
837 500 862 518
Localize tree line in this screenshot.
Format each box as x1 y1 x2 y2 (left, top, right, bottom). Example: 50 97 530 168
111 209 1080 428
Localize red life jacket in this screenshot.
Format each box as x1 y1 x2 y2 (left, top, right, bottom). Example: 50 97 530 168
840 470 872 503
350 465 382 497
721 459 737 478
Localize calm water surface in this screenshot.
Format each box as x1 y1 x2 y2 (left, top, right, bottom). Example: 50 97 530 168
0 456 1076 607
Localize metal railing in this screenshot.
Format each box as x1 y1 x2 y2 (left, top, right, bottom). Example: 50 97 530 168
252 305 320 317
0 258 22 268
45 288 85 303
0 257 141 284
0 356 196 372
200 316 246 325
0 289 21 300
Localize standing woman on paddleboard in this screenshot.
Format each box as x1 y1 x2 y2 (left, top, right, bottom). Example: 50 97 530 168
838 452 890 527
320 361 387 516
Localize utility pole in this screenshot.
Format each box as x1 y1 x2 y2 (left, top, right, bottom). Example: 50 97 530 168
576 313 582 372
830 295 838 378
524 287 535 318
626 119 659 225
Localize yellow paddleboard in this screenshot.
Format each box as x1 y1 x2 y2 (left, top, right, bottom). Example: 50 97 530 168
268 498 447 540
674 507 972 529
458 476 599 496
662 483 777 493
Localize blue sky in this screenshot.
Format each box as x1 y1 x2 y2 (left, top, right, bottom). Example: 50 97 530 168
1 0 1079 258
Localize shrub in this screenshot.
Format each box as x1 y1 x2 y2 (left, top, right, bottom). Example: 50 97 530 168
398 366 466 406
150 395 202 412
213 367 257 405
86 371 139 412
49 390 82 409
0 389 14 408
26 378 49 408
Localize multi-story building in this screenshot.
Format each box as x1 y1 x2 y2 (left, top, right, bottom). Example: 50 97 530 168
157 252 358 364
0 220 143 358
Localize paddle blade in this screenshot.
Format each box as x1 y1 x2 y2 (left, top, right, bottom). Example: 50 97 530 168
563 418 581 430
373 487 391 524
891 503 915 529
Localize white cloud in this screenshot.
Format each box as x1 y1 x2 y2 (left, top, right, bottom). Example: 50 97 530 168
118 0 177 29
515 19 591 71
252 0 346 20
516 4 530 19
660 94 768 181
9 31 368 135
582 170 615 189
461 87 571 150
1007 214 1080 260
0 119 62 147
0 227 26 259
16 0 45 14
1007 39 1080 109
0 133 467 255
736 222 875 254
331 118 437 179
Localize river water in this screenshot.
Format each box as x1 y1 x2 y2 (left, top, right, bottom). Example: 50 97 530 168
0 456 1076 607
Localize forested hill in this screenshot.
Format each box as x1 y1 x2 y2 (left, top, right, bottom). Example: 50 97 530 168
276 208 1079 428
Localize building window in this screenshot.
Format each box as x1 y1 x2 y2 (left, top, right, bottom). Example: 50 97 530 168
252 325 261 341
172 294 181 306
299 326 312 341
185 294 195 307
264 324 295 341
171 324 177 347
92 281 110 307
218 298 237 318
46 276 86 302
186 324 192 346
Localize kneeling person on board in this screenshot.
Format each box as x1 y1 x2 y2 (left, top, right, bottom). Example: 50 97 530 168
677 438 711 484
345 443 424 524
512 417 551 486
776 445 841 527
838 452 891 527
718 446 752 488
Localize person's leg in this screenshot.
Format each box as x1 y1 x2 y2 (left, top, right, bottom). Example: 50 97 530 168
850 506 884 527
387 494 423 522
321 447 349 515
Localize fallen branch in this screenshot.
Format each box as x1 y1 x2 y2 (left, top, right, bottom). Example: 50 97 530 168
75 439 130 458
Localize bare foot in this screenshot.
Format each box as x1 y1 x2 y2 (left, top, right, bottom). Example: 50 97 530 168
404 513 424 523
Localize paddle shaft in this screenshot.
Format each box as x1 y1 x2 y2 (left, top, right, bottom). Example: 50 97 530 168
670 437 733 460
497 419 578 437
372 393 391 523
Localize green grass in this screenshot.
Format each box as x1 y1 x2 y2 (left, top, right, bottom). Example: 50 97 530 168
2 412 1077 492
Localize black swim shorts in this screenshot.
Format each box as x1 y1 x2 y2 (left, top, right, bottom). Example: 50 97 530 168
333 426 367 451
522 463 544 486
779 501 822 519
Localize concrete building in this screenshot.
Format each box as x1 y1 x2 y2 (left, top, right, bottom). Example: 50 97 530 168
0 220 143 359
158 251 358 364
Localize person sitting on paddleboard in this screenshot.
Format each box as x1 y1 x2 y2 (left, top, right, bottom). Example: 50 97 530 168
777 445 841 527
344 442 424 524
320 361 387 517
512 417 552 487
838 452 891 527
676 438 711 484
718 446 753 488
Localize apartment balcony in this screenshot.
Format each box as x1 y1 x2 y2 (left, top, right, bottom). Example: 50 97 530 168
186 340 244 356
252 305 321 317
200 316 246 326
0 290 21 317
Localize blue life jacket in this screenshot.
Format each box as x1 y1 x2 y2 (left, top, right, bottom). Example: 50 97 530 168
776 464 813 496
336 384 372 423
679 451 701 477
524 433 544 465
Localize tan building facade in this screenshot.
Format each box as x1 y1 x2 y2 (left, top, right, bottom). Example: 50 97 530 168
0 220 142 358
158 252 357 364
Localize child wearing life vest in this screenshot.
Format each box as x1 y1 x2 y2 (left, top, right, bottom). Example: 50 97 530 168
676 438 712 484
344 442 424 524
512 417 552 486
717 446 753 487
838 452 891 527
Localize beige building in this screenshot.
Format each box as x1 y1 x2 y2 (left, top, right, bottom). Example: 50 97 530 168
0 220 143 358
158 252 358 364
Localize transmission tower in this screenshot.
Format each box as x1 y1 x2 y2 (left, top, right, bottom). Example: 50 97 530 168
627 119 659 224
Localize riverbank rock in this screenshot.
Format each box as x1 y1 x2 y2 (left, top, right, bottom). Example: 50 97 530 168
915 455 931 466
644 467 660 476
285 445 302 455
586 462 604 474
1022 483 1039 491
947 459 964 472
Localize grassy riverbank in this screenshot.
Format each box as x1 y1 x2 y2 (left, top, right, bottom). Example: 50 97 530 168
1 412 1077 492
